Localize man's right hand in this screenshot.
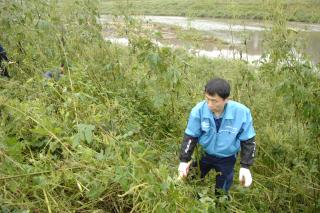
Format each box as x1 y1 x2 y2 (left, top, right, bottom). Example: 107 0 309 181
178 162 191 177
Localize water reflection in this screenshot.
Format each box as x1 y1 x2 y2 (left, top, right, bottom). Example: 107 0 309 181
104 37 261 64
100 15 320 64
140 16 320 64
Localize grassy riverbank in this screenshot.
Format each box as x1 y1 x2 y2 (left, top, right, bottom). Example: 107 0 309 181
101 0 320 23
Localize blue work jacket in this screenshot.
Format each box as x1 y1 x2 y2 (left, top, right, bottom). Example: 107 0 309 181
185 100 256 157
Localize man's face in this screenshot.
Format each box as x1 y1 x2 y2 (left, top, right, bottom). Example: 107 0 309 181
205 93 228 113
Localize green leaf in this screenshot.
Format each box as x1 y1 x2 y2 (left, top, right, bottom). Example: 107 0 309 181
3 137 24 162
37 19 50 30
75 124 95 144
72 134 81 147
95 149 106 161
86 182 105 200
33 175 47 186
31 127 48 136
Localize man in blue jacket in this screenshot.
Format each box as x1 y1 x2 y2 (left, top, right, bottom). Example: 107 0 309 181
178 78 256 194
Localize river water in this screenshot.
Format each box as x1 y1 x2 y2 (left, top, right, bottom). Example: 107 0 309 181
100 15 320 64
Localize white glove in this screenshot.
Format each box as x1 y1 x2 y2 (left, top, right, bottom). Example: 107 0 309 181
178 162 191 177
239 167 252 187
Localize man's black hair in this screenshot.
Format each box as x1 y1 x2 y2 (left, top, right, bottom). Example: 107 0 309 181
204 78 230 99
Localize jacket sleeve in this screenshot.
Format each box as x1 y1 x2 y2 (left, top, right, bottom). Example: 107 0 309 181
240 137 256 168
238 108 255 141
179 134 198 162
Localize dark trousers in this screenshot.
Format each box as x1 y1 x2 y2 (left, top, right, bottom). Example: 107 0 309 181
0 67 10 77
192 153 236 193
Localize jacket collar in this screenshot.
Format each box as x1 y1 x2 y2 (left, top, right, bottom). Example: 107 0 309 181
202 101 234 120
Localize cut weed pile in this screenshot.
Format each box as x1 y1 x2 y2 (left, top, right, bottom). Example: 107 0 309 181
0 0 319 212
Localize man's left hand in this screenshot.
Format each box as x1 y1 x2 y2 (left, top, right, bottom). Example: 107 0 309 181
239 167 252 187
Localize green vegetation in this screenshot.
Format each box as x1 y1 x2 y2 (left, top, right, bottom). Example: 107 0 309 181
101 0 320 23
104 19 228 50
0 0 319 212
162 24 229 49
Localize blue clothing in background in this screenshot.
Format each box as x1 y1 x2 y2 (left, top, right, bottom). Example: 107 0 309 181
43 68 63 80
